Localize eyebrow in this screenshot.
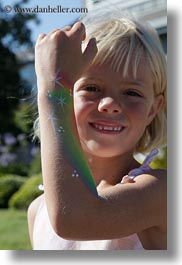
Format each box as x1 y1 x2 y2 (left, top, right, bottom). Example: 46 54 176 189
77 77 103 83
120 79 148 89
75 77 105 88
76 77 149 90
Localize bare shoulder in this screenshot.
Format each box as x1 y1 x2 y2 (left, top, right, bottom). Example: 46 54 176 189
95 168 167 240
136 168 167 200
27 194 44 247
134 168 167 206
136 169 167 249
136 168 166 187
134 168 167 227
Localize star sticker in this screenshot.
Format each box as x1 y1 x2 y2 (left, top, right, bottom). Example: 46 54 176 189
47 91 67 110
46 111 58 133
50 70 64 88
56 93 67 109
47 91 53 99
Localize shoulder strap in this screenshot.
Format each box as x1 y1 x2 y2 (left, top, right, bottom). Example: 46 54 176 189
121 148 159 182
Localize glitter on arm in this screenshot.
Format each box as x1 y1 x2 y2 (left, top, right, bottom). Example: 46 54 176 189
49 69 65 88
46 86 98 196
45 110 58 134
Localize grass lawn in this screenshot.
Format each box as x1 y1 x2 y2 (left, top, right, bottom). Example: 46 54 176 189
0 209 32 250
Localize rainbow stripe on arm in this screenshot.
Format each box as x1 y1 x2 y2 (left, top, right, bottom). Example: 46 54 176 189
47 87 98 196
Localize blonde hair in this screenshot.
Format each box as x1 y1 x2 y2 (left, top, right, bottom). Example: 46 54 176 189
34 13 167 154
81 13 167 154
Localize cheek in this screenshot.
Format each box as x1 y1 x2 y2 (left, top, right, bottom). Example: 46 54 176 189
124 101 148 121
73 98 84 127
73 96 95 124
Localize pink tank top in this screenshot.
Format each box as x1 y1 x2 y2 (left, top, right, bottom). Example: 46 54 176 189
33 149 158 250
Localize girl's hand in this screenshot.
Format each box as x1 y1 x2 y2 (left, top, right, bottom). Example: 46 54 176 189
35 22 98 93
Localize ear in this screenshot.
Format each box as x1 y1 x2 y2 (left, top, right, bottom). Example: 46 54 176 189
147 94 164 126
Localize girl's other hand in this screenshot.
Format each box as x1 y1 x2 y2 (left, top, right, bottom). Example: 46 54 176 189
35 22 98 93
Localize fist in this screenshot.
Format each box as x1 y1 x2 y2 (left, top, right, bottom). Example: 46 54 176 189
35 22 98 93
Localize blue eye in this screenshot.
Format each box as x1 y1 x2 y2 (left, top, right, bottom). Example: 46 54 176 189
124 90 142 97
85 86 100 92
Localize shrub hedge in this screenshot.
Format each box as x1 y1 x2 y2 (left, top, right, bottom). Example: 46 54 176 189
0 175 26 208
9 174 43 210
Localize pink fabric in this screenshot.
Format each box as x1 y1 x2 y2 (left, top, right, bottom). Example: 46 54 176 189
33 198 144 250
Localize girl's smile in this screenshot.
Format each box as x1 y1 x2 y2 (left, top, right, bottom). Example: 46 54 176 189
89 120 125 134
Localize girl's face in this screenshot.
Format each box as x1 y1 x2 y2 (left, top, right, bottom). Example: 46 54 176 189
73 61 163 158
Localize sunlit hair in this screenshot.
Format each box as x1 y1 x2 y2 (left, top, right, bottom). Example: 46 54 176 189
81 13 167 154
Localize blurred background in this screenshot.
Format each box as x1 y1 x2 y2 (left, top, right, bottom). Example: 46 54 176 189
0 0 167 250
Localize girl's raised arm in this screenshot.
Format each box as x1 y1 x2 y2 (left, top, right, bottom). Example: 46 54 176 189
36 22 99 236
35 22 166 243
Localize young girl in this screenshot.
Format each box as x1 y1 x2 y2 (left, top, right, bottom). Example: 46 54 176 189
28 13 167 250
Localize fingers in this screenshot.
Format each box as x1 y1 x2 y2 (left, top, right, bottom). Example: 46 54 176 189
37 29 59 43
37 22 85 40
46 28 60 38
83 38 98 64
40 23 86 45
38 33 47 40
36 33 47 46
71 22 86 41
64 26 72 31
46 26 71 39
121 175 135 184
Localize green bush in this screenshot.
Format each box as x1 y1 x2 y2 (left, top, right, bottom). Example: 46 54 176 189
28 153 41 176
0 175 26 208
9 174 43 210
0 163 29 177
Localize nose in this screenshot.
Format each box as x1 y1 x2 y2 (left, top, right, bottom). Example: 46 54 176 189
98 97 122 114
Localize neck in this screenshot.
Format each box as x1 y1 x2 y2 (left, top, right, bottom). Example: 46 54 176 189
84 151 139 186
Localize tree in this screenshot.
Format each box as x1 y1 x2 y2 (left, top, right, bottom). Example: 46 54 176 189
0 0 39 134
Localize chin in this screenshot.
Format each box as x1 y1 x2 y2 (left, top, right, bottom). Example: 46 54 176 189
82 142 126 158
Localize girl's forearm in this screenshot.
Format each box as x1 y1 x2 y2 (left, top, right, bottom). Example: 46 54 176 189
38 86 98 236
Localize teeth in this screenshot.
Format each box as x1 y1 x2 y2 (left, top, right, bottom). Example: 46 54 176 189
94 124 122 132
